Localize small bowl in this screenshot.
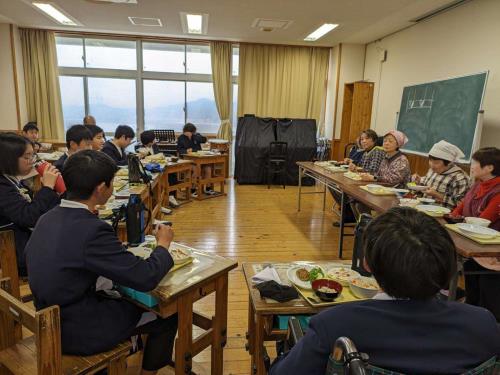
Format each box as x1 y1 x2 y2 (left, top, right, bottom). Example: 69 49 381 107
465 217 491 227
349 276 380 299
312 279 343 302
399 198 419 207
443 214 464 224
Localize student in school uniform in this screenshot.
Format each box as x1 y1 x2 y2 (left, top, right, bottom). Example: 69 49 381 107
138 130 180 211
360 130 411 188
412 140 470 209
22 122 41 153
84 124 106 151
451 147 500 320
0 133 60 276
269 207 500 375
53 125 93 171
102 125 135 166
25 150 178 373
177 123 215 196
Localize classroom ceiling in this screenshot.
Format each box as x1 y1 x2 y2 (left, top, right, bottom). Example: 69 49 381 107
0 0 462 46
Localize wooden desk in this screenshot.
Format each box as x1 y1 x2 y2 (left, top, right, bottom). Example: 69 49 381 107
182 154 228 200
148 249 238 375
243 261 351 375
159 160 193 210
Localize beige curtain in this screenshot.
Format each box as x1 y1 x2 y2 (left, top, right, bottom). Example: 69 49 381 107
210 41 233 141
20 28 64 140
238 43 329 130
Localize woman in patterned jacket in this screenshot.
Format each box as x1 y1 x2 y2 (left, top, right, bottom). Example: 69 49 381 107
412 140 470 209
360 130 411 188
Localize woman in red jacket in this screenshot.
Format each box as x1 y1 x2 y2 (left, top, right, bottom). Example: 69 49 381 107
452 147 500 320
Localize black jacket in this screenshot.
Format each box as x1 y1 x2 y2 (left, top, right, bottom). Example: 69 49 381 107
26 205 174 355
0 175 59 275
53 153 68 171
177 133 207 155
102 140 128 166
270 299 500 375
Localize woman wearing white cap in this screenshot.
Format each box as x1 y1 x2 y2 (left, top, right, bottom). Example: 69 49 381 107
412 140 470 209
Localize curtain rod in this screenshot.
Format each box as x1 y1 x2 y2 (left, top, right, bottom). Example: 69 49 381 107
19 27 333 49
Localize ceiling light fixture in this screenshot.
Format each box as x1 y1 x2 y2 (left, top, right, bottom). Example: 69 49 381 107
32 2 78 26
304 23 338 41
180 12 208 34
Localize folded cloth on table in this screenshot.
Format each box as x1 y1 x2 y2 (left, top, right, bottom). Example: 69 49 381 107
255 280 298 302
251 266 281 284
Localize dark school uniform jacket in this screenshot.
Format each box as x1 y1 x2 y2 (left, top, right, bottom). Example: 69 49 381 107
25 205 174 355
102 140 128 166
177 133 207 155
0 175 59 275
270 299 500 375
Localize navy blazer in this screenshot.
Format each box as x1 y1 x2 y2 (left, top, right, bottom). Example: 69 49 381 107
25 206 174 355
177 133 207 155
0 175 59 275
269 299 500 375
102 140 128 166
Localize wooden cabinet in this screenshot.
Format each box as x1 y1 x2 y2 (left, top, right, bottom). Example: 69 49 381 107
332 81 374 161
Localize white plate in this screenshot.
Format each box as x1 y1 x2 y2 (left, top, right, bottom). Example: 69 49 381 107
407 183 428 192
415 204 450 216
366 184 383 190
326 267 361 286
388 188 409 194
456 223 500 239
286 265 320 290
418 197 435 204
128 246 153 259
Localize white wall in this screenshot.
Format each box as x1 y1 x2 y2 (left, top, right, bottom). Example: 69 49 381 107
334 44 366 139
324 46 338 139
364 0 500 147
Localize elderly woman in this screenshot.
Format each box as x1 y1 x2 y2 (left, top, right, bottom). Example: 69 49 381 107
451 147 500 321
360 130 411 188
412 140 470 208
349 129 385 175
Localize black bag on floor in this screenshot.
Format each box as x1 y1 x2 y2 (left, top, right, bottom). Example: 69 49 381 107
352 214 373 276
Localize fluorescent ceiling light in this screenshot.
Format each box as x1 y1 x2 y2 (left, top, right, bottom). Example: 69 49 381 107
304 23 338 41
32 2 78 26
180 12 208 34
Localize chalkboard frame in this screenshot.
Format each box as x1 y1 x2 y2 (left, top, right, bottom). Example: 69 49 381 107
395 71 489 163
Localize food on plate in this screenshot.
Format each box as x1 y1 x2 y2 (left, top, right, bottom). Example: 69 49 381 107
327 267 359 285
169 247 190 261
296 268 310 281
308 267 324 282
351 277 379 290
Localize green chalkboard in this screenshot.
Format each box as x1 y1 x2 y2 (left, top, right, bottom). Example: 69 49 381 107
396 72 488 161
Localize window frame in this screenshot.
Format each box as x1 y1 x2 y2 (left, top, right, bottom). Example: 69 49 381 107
56 35 238 135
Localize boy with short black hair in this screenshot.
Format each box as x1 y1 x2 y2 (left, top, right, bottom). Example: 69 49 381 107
53 125 93 170
26 150 178 373
102 124 135 166
269 207 500 375
22 122 39 143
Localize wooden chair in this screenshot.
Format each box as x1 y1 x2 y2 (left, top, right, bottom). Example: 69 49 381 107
0 278 132 375
0 230 32 303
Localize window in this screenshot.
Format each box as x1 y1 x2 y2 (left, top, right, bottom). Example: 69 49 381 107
186 44 211 74
144 80 185 131
85 39 136 70
232 47 239 76
56 36 239 135
88 78 136 133
187 82 219 133
59 76 85 128
142 42 184 73
232 83 238 133
55 37 84 68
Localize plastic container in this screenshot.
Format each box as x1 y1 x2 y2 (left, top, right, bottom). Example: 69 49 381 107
117 285 158 307
274 315 311 330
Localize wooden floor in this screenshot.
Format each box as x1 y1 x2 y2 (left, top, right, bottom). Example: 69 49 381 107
129 179 354 374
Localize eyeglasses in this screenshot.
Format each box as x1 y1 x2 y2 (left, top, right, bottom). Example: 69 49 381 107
22 154 36 161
